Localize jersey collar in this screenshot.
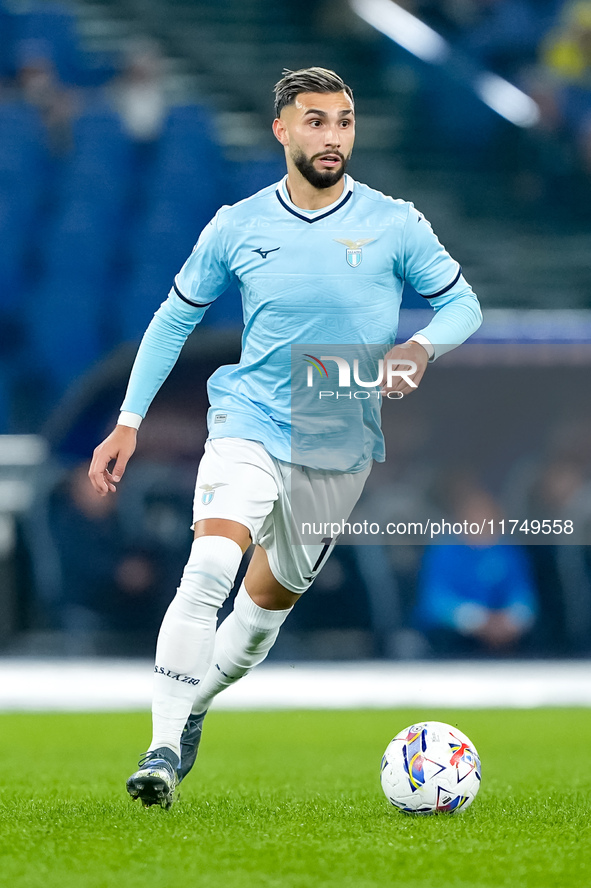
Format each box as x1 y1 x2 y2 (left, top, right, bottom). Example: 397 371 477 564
276 174 354 223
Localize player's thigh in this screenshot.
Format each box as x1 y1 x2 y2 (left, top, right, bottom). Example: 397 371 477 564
192 438 279 546
194 518 252 552
259 461 372 595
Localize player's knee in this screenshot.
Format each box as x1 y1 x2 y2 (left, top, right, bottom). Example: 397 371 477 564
177 535 243 610
234 583 293 641
248 586 301 611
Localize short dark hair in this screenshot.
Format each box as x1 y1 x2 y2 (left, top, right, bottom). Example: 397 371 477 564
273 67 354 118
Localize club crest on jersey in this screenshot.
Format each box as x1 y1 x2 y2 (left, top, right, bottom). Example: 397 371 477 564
334 238 374 268
199 482 227 505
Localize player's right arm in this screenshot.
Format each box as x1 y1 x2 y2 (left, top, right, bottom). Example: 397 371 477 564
88 293 210 495
88 211 232 496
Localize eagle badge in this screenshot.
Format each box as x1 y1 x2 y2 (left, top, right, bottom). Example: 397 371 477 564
333 238 375 268
199 482 227 505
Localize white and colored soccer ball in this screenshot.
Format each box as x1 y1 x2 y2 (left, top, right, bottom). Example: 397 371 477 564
380 721 481 815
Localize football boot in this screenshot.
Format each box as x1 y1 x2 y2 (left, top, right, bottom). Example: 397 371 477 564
126 747 179 809
178 710 207 783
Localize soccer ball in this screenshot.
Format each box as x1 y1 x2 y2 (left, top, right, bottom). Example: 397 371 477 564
380 721 481 815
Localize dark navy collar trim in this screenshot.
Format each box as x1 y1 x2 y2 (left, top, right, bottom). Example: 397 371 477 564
173 281 215 307
275 187 353 223
420 265 462 299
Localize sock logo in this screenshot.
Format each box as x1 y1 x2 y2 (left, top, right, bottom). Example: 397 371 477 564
215 663 241 682
154 665 200 686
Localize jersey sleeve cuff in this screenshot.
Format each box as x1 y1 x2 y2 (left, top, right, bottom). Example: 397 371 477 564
409 333 435 361
118 411 143 430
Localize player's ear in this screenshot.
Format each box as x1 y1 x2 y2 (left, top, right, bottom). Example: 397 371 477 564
272 117 289 146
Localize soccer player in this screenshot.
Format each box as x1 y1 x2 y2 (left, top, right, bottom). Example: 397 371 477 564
88 67 482 809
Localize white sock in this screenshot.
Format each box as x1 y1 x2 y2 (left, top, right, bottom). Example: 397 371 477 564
190 582 292 715
149 536 242 758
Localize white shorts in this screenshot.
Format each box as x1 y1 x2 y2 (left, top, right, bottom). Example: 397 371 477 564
192 437 371 594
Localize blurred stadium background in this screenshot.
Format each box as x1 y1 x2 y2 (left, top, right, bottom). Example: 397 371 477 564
1 0 591 671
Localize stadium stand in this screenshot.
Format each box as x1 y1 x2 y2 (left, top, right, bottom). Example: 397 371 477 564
0 0 590 421
0 101 49 305
0 0 590 658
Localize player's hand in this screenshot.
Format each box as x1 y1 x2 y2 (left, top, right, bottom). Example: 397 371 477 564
381 339 429 397
88 425 137 496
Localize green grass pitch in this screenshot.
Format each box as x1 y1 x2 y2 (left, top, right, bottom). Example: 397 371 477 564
1 708 590 888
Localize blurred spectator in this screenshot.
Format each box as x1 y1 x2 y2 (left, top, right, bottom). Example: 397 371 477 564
46 462 168 653
521 419 591 654
543 1 591 84
346 412 439 658
108 40 167 145
541 0 591 171
105 39 168 204
17 53 78 155
530 417 591 508
414 476 538 656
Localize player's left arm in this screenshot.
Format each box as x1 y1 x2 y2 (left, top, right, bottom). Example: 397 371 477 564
383 205 482 396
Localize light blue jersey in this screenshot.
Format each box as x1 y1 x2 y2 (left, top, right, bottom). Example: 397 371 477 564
121 175 482 470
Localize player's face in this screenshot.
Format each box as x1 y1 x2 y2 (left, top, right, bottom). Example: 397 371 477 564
274 91 355 189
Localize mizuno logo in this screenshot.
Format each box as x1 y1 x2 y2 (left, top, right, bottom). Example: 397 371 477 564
252 247 281 259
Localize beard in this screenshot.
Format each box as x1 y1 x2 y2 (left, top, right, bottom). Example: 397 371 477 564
291 147 349 189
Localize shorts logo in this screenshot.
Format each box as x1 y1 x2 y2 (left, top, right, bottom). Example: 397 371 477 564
199 482 227 505
334 238 375 268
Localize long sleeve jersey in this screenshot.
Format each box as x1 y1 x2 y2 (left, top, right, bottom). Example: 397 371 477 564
121 175 482 471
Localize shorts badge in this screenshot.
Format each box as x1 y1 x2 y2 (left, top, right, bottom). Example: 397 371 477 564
199 482 227 505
